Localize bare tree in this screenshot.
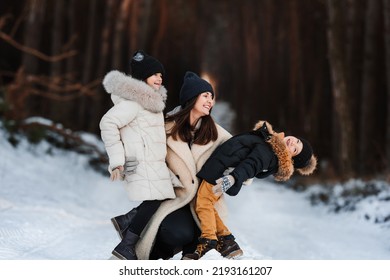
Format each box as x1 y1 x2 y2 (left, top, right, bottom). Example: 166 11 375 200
327 0 354 177
48 0 65 121
359 0 381 174
22 0 46 74
384 0 390 175
65 0 78 80
132 0 153 52
112 0 132 69
78 0 99 130
97 0 115 77
345 0 364 171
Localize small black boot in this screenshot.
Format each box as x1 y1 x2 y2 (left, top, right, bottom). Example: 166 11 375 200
112 230 140 260
111 207 138 239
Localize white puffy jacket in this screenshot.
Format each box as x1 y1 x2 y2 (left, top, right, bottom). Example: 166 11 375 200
99 70 176 201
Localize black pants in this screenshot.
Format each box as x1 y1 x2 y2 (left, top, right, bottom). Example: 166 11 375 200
149 205 200 260
128 200 162 235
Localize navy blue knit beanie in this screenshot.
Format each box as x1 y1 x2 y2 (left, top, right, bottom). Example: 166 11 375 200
130 50 165 81
179 71 214 106
293 137 313 169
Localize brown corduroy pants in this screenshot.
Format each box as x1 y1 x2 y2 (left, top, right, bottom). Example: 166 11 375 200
195 180 231 240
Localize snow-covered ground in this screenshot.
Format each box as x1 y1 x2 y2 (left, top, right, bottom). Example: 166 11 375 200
1 121 389 261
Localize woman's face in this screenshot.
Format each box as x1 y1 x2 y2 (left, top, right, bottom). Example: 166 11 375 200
283 136 303 157
192 92 214 117
146 73 163 90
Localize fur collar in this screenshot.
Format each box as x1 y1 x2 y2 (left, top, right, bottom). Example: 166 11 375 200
253 120 317 179
267 134 295 181
253 120 294 181
102 70 167 113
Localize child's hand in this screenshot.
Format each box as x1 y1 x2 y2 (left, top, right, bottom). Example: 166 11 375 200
110 166 124 181
214 175 235 195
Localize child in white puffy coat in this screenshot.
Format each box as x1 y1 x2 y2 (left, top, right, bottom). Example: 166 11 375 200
99 50 179 260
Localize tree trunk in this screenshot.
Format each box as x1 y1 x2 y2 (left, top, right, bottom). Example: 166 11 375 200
77 0 98 130
135 0 153 51
151 0 168 55
384 0 390 174
288 0 305 131
327 0 354 178
21 0 46 116
359 0 381 174
48 0 65 123
345 0 365 172
112 0 132 69
93 0 116 133
64 0 79 129
22 0 45 74
288 0 299 111
97 0 115 78
65 0 77 81
242 1 261 127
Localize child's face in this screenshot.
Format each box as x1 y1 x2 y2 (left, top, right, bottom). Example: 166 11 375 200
146 73 163 90
283 136 303 157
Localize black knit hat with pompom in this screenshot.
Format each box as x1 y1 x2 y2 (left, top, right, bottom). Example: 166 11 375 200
130 50 164 81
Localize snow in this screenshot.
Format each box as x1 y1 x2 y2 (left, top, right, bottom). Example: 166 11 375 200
0 122 390 261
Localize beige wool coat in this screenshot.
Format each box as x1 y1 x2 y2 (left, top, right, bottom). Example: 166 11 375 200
135 120 232 259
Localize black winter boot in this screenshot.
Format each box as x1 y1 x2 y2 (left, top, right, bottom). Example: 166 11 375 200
216 234 243 259
111 207 138 239
112 230 140 260
181 238 217 260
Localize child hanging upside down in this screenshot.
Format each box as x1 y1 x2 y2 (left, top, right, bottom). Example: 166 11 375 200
182 120 317 260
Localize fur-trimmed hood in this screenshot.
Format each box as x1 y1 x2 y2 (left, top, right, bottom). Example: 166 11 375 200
102 70 167 113
253 120 317 180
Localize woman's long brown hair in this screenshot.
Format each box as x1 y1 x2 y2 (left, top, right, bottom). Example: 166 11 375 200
165 97 218 145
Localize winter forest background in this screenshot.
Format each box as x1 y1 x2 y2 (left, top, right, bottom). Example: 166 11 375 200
0 0 390 261
1 0 390 179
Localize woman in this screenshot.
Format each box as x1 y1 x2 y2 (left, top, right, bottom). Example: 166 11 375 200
122 71 232 259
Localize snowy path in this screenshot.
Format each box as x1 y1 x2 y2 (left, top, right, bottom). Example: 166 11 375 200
0 136 389 260
226 184 390 260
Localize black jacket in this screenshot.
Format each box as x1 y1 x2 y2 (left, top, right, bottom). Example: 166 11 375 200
197 123 281 196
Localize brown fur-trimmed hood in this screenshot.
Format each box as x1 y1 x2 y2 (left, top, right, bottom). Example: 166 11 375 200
253 120 317 180
102 70 167 113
